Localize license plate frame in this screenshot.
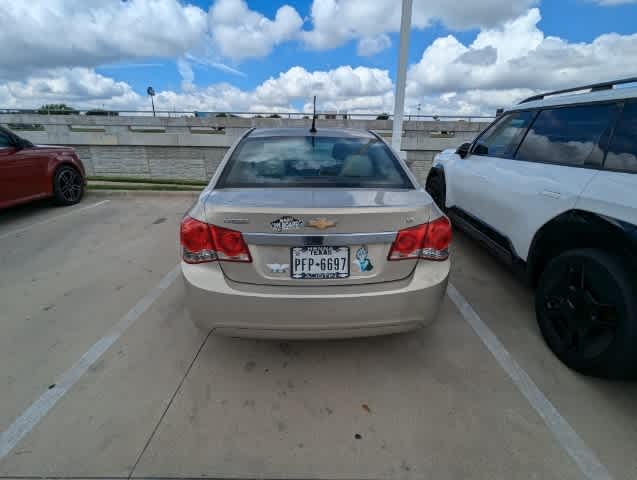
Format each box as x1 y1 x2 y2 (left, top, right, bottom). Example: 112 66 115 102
290 246 350 279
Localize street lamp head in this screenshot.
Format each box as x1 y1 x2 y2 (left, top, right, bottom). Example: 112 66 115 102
147 86 157 117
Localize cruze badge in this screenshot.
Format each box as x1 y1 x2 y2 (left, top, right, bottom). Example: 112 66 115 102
307 218 337 230
224 218 249 225
271 216 303 232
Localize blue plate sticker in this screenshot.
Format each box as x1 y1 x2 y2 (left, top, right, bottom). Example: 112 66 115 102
355 245 373 272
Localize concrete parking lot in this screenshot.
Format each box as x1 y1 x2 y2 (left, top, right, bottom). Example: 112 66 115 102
0 195 636 480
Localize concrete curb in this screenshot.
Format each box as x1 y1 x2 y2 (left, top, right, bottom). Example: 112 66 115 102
87 189 201 198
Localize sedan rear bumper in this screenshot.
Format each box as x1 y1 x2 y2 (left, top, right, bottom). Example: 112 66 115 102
182 260 449 339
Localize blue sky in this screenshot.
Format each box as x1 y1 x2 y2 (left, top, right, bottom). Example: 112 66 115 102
95 0 637 98
1 0 637 114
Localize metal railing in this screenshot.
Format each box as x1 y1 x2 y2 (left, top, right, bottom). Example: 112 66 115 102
0 108 494 122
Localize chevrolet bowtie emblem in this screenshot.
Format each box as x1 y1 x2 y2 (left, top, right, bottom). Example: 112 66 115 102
307 218 337 230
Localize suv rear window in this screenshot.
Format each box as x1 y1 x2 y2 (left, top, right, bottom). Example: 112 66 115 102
516 104 617 166
217 136 413 189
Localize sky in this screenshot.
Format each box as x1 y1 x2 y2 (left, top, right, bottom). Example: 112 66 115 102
0 0 636 115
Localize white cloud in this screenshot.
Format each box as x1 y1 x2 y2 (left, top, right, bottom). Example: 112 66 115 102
185 54 246 77
0 68 142 109
0 0 207 79
149 65 395 114
0 65 394 115
302 0 538 50
99 63 165 70
3 6 637 118
406 8 637 113
302 0 399 51
254 66 393 106
421 0 540 30
177 59 195 92
208 0 303 60
357 34 392 56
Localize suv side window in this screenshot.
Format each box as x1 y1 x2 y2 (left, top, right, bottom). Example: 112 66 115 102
472 111 533 158
516 103 617 167
604 102 637 173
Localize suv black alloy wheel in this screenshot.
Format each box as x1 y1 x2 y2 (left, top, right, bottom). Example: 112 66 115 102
535 249 637 379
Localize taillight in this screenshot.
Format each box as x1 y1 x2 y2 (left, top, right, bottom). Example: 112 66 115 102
209 224 252 262
180 217 251 264
180 217 216 264
388 216 451 262
388 224 428 260
422 216 452 260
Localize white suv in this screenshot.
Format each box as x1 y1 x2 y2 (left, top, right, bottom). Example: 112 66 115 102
426 78 637 379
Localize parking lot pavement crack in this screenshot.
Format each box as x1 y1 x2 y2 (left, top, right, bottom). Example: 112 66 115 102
127 329 214 480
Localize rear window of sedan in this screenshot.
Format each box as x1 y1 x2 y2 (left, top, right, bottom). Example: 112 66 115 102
217 136 414 189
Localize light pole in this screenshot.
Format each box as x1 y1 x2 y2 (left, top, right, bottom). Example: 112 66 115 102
147 86 156 117
391 0 413 152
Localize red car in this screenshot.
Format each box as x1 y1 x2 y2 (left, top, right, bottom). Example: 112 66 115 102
0 125 86 209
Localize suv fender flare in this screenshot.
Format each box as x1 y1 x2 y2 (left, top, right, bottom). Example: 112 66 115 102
426 164 445 183
426 165 451 206
527 210 637 286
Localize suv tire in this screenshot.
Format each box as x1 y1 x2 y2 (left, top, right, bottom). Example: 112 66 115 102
535 248 637 379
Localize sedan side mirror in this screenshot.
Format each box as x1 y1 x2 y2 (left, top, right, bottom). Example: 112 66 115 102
456 142 471 159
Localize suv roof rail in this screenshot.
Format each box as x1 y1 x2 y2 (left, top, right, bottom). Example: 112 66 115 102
518 77 637 104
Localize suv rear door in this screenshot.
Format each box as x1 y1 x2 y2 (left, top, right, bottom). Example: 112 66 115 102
576 100 637 225
455 103 618 260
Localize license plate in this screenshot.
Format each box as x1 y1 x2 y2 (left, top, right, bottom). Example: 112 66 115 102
291 246 350 279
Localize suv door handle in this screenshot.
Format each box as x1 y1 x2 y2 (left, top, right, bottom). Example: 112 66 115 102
541 190 561 199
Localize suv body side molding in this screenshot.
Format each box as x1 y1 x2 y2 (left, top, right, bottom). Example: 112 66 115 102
447 207 527 279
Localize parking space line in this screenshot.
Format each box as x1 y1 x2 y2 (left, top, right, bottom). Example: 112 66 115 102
447 283 613 480
0 200 110 241
0 264 181 461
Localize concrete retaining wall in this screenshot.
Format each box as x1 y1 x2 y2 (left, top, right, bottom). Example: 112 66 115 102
0 114 489 184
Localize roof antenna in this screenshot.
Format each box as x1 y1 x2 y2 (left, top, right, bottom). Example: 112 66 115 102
309 95 317 133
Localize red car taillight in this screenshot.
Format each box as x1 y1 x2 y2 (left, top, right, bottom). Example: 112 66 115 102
180 217 251 264
210 224 252 262
388 216 451 261
388 224 428 260
180 216 215 264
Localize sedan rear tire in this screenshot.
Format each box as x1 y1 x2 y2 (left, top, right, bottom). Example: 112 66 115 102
53 165 84 206
535 248 637 379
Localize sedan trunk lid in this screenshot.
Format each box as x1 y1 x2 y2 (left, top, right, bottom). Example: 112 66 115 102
203 188 437 286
